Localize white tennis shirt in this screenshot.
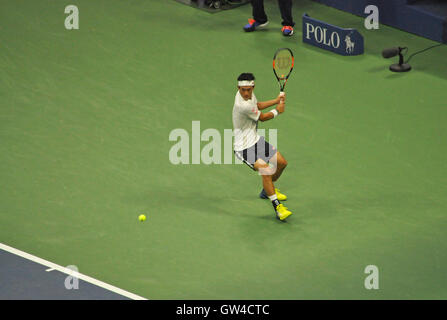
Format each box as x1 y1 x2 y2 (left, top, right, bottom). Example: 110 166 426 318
232 91 261 151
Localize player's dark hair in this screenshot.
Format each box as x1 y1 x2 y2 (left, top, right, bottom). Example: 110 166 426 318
237 73 255 81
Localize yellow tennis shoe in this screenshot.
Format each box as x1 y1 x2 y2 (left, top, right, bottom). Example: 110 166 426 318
275 188 287 201
275 204 292 221
259 188 287 201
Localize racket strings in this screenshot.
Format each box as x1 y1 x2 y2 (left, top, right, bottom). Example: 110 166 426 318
273 48 294 91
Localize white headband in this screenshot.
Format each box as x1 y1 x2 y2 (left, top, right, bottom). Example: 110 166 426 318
238 80 255 87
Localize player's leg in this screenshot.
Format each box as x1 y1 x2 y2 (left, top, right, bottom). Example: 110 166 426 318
271 151 288 182
277 0 294 36
254 159 292 221
254 159 275 196
258 139 288 200
259 151 288 200
243 0 269 32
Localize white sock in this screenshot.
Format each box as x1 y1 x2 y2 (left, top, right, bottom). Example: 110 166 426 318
268 194 278 201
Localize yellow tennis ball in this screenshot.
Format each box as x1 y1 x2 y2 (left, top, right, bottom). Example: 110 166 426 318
138 214 146 222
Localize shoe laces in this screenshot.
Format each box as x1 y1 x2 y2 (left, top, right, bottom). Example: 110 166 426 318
282 26 293 32
248 19 256 25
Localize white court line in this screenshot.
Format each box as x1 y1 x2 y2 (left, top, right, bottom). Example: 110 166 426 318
0 242 147 300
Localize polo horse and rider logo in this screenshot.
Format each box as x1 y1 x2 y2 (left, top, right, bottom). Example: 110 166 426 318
345 32 355 54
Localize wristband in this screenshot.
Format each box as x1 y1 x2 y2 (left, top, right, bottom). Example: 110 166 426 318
271 109 279 118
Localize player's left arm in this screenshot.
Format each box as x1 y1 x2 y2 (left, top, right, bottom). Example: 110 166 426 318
257 93 285 110
258 99 285 122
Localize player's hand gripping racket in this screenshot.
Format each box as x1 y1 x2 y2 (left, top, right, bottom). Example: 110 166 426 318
273 48 294 101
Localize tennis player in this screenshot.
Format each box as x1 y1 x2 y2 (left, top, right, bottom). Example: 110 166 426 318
233 73 292 221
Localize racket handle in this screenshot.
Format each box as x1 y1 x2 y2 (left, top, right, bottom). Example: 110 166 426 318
279 91 285 103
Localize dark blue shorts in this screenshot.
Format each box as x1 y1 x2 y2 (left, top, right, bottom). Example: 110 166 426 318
234 136 277 171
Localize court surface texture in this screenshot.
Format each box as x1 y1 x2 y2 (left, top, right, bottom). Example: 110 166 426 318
1 0 446 299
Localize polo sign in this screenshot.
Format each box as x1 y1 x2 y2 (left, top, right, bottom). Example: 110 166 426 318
302 13 364 56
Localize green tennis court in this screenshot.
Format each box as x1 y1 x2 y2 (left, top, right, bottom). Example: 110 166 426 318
1 0 447 299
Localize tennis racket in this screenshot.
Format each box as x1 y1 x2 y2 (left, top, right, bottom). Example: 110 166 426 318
273 48 294 100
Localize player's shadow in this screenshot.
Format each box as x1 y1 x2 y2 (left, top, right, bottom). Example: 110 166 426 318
234 195 306 253
238 189 437 253
160 189 258 219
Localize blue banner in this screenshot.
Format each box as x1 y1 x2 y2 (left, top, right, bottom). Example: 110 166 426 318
302 13 364 56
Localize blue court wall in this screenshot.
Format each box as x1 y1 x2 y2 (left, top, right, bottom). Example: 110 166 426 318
311 0 447 43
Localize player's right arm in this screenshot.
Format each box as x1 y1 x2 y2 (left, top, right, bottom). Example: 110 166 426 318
259 100 285 122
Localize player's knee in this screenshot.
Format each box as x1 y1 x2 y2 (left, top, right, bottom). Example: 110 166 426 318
258 166 273 176
254 159 267 169
261 172 273 180
280 158 288 168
